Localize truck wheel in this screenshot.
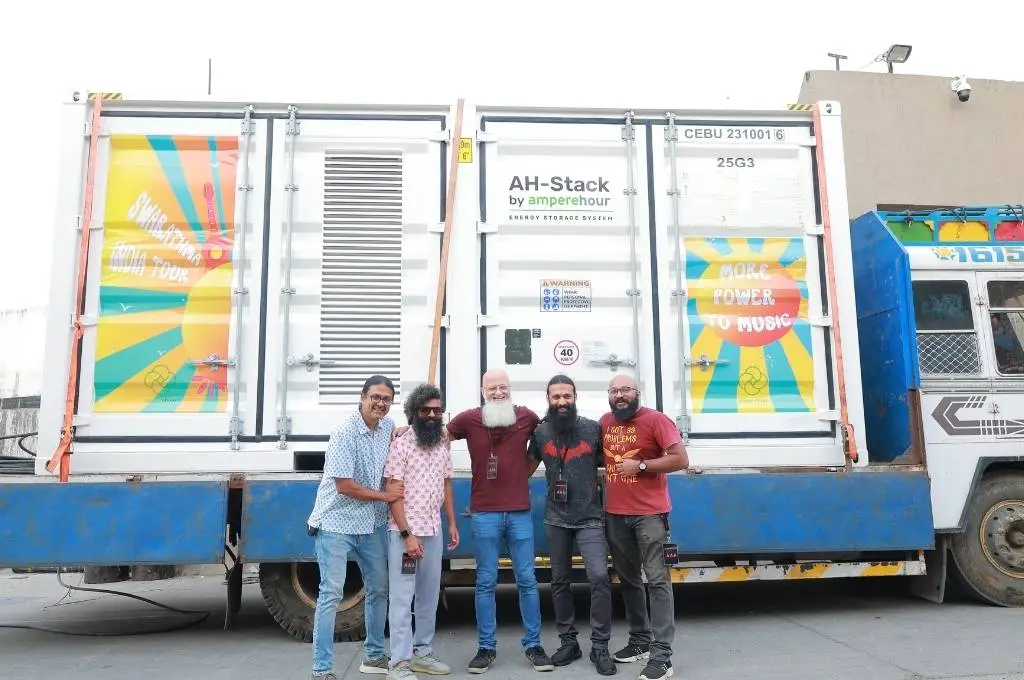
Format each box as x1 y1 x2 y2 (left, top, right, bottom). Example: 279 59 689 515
950 471 1024 607
259 562 367 642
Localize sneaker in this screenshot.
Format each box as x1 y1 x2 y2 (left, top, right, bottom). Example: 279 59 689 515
468 648 496 674
387 663 418 680
410 653 451 676
525 646 555 672
312 674 338 680
361 656 391 675
591 648 618 676
638 660 673 680
613 643 650 663
551 640 582 667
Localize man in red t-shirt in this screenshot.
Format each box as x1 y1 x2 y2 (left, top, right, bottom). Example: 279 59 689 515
446 368 554 675
599 374 688 680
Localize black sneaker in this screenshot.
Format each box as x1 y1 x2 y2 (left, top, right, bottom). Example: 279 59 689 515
639 660 673 680
468 648 496 674
551 640 582 666
613 643 650 663
590 648 618 676
524 646 555 672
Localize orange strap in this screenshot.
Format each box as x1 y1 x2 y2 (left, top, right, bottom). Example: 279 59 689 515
427 98 465 386
812 104 859 464
46 96 105 480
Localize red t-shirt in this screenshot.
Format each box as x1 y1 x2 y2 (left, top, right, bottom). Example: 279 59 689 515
448 405 540 513
600 407 682 516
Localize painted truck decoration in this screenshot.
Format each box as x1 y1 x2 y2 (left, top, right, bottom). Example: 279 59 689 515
1 95 1021 645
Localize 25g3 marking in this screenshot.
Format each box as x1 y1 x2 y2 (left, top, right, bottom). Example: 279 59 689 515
717 157 756 168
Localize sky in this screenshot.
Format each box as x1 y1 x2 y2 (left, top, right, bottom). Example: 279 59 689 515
0 0 1021 315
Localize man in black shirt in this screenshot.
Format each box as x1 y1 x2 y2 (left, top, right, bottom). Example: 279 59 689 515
527 375 616 676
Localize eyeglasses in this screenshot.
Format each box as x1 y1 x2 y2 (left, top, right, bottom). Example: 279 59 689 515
608 387 637 397
418 406 444 417
367 394 393 405
484 384 510 395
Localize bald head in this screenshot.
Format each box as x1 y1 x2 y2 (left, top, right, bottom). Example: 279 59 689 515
608 373 641 421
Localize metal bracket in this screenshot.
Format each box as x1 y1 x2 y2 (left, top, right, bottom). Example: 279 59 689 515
285 105 301 136
476 222 499 234
72 315 98 328
428 129 452 143
685 354 726 372
676 413 692 435
75 216 103 232
429 315 451 329
82 123 110 138
276 416 292 449
190 354 237 370
477 315 500 327
621 111 636 142
805 223 825 236
588 353 636 369
229 416 243 451
477 131 497 144
240 105 256 136
809 316 833 327
287 353 336 373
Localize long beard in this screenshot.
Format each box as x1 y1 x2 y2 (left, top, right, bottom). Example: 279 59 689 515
481 400 517 428
412 417 444 446
610 395 641 422
546 403 578 440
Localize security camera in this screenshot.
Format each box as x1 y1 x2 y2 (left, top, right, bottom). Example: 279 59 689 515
951 76 971 103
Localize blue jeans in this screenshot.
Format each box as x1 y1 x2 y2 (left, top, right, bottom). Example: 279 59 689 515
312 526 389 675
471 510 541 650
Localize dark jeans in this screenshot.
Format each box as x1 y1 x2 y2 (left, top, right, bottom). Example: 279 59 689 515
606 513 674 663
546 524 612 650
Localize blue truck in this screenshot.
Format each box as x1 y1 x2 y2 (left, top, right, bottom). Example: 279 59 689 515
1 93 1021 643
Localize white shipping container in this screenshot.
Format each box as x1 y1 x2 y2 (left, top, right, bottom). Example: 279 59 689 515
0 306 46 398
35 96 865 476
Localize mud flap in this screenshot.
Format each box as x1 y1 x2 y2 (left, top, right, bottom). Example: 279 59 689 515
910 534 948 604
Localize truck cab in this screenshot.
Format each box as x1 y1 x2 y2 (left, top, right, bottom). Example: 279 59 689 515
853 206 1024 607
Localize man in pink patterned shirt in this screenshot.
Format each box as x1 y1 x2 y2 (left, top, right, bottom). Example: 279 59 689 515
383 383 460 680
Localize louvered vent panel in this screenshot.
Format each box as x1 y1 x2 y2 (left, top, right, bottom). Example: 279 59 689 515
318 151 403 404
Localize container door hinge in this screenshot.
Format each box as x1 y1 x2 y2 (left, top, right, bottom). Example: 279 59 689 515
190 354 237 369
676 414 692 437
429 315 451 329
588 353 637 369
287 353 336 372
229 416 243 450
240 105 256 136
810 315 833 327
477 315 500 327
684 354 727 372
276 416 292 449
75 215 103 232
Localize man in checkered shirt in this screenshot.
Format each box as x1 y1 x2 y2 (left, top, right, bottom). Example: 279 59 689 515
308 375 404 680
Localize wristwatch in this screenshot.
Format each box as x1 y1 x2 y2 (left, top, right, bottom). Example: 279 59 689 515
638 462 648 473
400 529 410 539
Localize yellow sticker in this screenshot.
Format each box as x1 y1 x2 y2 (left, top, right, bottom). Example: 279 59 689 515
458 137 473 163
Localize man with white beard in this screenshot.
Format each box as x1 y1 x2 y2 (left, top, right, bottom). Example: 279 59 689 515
445 368 553 674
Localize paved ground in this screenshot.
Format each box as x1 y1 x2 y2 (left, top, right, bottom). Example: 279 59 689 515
1 567 1023 680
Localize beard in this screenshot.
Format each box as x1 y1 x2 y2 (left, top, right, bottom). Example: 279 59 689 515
546 403 578 439
610 395 641 422
412 416 444 447
481 399 517 428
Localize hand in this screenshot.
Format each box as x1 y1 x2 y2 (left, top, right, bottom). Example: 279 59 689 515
617 458 641 477
447 525 460 551
382 481 404 503
441 425 450 442
404 535 424 559
392 425 410 441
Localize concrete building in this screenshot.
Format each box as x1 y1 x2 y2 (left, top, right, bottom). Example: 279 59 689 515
796 69 1024 217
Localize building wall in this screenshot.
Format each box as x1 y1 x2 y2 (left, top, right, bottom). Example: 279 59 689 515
0 306 46 458
797 70 1024 218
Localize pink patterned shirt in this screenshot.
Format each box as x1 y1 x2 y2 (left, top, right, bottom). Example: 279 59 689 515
383 428 453 536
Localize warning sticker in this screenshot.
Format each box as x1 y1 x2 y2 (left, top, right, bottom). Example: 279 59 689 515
540 279 592 313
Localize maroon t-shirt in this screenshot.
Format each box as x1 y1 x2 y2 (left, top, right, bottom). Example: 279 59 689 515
600 406 682 516
448 405 540 512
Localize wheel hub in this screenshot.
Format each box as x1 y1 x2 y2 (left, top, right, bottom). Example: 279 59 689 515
980 500 1024 578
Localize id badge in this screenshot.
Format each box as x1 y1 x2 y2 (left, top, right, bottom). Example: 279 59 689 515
554 479 568 503
486 454 498 480
663 542 679 565
401 553 417 575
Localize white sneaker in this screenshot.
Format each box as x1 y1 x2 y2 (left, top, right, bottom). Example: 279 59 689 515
388 662 419 680
411 653 452 675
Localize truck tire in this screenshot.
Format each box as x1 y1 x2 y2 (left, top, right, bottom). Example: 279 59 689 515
949 470 1024 607
259 561 367 642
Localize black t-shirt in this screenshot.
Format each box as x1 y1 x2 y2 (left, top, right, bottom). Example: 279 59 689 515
527 416 604 529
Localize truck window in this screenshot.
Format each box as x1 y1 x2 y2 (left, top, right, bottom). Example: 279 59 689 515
912 280 982 377
986 280 1024 376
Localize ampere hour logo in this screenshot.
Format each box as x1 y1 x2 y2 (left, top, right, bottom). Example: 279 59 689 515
507 174 615 223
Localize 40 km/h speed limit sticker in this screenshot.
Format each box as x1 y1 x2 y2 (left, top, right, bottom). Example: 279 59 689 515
554 340 580 367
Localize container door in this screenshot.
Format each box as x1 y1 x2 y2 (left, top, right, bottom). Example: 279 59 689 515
652 118 837 453
76 112 267 442
479 116 658 423
261 113 446 443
